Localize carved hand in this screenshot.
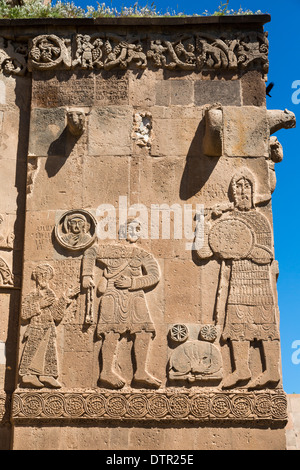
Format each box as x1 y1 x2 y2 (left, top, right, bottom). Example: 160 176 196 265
114 275 132 289
39 293 55 308
82 275 95 289
248 245 273 264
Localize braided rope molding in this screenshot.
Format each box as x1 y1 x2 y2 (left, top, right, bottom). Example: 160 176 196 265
11 389 287 422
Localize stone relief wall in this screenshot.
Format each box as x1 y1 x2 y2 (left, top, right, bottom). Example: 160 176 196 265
0 16 295 449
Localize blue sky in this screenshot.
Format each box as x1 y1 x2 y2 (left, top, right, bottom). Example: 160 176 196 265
73 0 300 393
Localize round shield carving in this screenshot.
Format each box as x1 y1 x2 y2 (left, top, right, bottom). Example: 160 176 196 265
208 217 254 260
55 209 97 251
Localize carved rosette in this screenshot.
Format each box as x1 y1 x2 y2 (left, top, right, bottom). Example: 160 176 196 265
11 390 287 422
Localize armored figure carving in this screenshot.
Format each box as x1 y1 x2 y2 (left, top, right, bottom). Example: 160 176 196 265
82 220 161 390
19 263 79 389
197 168 280 389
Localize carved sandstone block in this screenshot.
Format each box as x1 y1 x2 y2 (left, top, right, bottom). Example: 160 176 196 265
151 107 204 157
223 106 269 157
26 156 84 211
28 108 66 157
2 15 294 450
194 79 241 107
88 106 133 156
241 70 266 106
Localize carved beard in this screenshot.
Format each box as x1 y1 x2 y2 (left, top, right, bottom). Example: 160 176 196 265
235 195 252 211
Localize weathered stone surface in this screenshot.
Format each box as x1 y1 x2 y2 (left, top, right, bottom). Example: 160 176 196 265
88 106 133 156
12 423 286 450
28 108 66 157
195 79 241 106
223 106 269 157
0 15 293 450
286 395 300 450
241 70 266 106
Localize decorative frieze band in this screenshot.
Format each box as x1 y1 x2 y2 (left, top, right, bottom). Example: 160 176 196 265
0 30 269 76
11 390 287 422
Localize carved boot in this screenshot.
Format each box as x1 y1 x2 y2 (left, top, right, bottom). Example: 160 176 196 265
39 376 62 389
247 340 281 389
222 340 251 389
98 331 125 389
21 374 44 388
132 331 161 389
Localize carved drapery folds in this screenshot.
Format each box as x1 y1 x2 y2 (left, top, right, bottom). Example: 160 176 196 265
0 30 269 75
4 17 294 444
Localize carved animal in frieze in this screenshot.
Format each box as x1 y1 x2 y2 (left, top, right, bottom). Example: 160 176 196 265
196 36 237 70
0 37 27 76
236 31 269 72
0 30 270 75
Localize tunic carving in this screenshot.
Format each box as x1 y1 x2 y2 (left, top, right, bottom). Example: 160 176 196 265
19 263 79 389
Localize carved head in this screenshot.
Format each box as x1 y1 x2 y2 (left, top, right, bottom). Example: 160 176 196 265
65 213 89 235
119 217 141 243
230 169 255 211
66 110 86 136
32 263 54 288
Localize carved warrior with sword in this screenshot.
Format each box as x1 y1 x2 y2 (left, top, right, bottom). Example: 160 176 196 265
82 219 161 390
196 168 281 390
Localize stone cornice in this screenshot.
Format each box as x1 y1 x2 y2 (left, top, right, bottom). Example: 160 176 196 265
0 14 271 27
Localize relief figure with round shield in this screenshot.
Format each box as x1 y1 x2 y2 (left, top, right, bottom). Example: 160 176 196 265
196 168 280 390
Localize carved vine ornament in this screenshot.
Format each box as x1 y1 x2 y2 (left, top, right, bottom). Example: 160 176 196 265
0 31 269 76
